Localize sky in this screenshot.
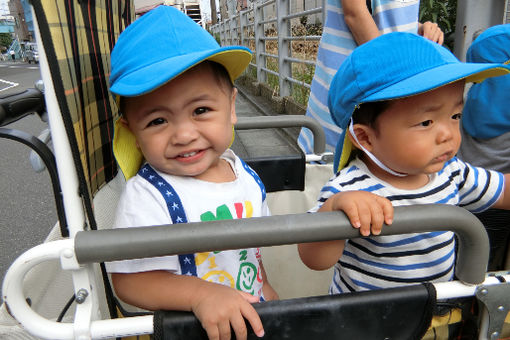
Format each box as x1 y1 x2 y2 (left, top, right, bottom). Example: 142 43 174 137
0 0 10 18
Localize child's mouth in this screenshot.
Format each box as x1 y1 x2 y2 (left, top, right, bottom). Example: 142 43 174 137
180 151 198 158
175 149 205 162
434 152 451 162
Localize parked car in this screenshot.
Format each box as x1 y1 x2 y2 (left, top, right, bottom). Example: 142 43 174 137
23 42 39 64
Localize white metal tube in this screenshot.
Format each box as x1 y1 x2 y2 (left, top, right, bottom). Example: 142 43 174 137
305 154 323 162
33 3 87 238
2 240 75 339
2 239 154 340
89 316 153 339
434 274 510 299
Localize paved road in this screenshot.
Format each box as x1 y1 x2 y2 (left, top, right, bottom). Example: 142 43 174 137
0 61 56 292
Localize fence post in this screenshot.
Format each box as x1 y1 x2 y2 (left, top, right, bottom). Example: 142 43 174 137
254 0 267 84
240 10 246 47
219 21 224 45
235 14 240 45
232 16 238 45
223 18 229 45
322 0 327 26
276 0 291 97
226 18 232 45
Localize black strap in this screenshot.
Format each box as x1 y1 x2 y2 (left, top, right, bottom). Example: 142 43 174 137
366 0 372 14
153 283 436 339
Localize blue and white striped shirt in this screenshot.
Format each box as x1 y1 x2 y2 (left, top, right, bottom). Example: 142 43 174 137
310 157 504 293
298 0 420 154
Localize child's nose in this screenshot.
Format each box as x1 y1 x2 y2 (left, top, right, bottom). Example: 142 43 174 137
171 119 198 144
436 123 454 143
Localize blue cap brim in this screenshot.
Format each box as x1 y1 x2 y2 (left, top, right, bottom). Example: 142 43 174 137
364 62 510 102
110 47 252 97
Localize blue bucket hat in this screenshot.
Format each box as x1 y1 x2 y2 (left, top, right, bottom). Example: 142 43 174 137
462 24 510 139
110 5 252 179
329 32 510 172
109 5 252 96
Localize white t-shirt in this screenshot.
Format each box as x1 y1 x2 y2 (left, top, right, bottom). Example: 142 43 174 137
107 150 269 297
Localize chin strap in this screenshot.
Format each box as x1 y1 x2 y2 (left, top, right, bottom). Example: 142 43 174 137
349 119 408 177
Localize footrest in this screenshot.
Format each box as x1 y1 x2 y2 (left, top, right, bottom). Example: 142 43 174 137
153 283 435 339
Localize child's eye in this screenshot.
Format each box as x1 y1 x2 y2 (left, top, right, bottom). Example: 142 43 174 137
147 118 166 127
452 113 462 120
419 120 433 127
194 107 210 115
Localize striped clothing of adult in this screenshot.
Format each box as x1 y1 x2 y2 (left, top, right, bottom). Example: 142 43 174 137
309 157 504 293
298 0 420 154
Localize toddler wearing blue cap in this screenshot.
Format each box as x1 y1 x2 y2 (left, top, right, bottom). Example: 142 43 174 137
106 6 277 340
298 32 510 293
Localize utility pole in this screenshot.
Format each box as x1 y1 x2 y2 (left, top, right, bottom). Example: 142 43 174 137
7 0 29 41
210 0 217 23
219 0 228 20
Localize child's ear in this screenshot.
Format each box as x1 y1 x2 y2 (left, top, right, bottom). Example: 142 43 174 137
348 124 375 152
119 116 130 128
120 117 140 149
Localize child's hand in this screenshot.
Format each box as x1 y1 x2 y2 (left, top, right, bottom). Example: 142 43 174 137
191 283 264 340
418 21 444 45
261 282 279 301
320 191 393 236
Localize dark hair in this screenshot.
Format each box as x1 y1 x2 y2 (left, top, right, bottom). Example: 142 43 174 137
351 100 391 130
118 60 233 116
202 60 234 91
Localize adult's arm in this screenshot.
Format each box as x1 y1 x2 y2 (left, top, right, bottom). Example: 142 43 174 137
341 0 381 45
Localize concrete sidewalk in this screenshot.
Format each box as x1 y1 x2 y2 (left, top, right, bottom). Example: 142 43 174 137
232 84 302 161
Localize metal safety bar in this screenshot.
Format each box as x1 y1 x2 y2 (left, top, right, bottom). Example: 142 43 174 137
74 205 488 284
236 115 325 154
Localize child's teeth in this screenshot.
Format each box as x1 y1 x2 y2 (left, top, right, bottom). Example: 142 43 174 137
181 151 197 157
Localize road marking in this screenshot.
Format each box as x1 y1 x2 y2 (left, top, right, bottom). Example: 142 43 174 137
0 78 19 92
0 64 39 69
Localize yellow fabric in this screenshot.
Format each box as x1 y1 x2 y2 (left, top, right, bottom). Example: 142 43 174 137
229 125 235 148
337 132 354 172
207 50 253 83
466 67 510 83
113 118 143 180
421 308 510 340
421 308 462 340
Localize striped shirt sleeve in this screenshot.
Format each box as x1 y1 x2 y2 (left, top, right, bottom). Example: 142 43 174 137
455 158 504 213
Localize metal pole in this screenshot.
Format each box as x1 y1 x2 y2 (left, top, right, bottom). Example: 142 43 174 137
276 0 291 97
322 0 326 26
254 0 267 83
75 205 490 285
240 11 246 46
453 0 506 61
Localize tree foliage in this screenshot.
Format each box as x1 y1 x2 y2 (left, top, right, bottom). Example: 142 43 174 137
419 0 457 50
0 33 13 52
